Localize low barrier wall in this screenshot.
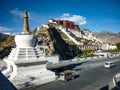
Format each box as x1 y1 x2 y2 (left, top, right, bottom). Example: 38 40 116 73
112 73 120 89
47 54 120 65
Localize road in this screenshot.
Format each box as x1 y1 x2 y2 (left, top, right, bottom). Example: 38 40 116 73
22 56 120 90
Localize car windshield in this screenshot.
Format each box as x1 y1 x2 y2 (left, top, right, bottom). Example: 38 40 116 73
105 63 109 65
60 73 64 76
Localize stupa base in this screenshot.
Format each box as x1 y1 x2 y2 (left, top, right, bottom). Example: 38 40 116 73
11 69 56 89
2 59 57 89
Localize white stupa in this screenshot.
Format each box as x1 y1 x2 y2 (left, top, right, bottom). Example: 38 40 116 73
2 11 56 89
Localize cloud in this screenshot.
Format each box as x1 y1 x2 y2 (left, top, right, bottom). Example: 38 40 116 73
0 26 18 35
10 8 31 19
62 13 70 17
0 26 15 32
2 32 12 35
10 8 23 19
2 32 18 35
58 13 87 25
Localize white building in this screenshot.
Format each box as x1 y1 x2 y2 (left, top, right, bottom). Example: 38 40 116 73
101 44 117 50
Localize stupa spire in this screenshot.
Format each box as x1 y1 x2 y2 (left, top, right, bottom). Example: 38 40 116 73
21 11 30 34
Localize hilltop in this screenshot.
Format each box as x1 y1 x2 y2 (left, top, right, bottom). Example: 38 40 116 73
93 30 120 45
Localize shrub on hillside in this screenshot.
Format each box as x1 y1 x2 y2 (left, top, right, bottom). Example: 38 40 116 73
116 42 120 50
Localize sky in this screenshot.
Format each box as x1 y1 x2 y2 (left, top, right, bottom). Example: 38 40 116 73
0 0 120 34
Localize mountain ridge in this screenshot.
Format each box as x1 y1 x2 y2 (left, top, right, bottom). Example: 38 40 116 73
93 30 120 45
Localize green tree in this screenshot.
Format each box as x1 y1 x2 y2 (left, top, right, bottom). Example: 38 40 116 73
86 48 92 53
116 42 120 50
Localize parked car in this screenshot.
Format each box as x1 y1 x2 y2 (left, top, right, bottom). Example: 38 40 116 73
104 62 116 68
107 54 114 58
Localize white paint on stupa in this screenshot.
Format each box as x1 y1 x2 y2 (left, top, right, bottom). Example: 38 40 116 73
2 11 56 89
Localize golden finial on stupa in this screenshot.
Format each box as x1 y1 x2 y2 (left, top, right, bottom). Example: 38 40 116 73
24 10 28 18
21 10 30 34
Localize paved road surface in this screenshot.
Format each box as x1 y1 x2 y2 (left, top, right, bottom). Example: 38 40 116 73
22 57 120 90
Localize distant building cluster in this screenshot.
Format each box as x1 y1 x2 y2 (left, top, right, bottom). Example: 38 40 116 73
101 44 117 50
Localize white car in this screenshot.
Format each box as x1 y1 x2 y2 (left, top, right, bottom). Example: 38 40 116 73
104 62 116 68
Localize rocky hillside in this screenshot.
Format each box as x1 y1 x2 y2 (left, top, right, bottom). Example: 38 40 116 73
33 25 77 60
93 30 120 45
0 33 15 58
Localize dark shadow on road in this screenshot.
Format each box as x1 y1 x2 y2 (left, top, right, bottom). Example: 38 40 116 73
99 85 108 90
51 62 82 72
74 75 80 79
99 84 119 90
0 71 17 90
51 61 87 71
117 81 120 86
49 61 87 78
